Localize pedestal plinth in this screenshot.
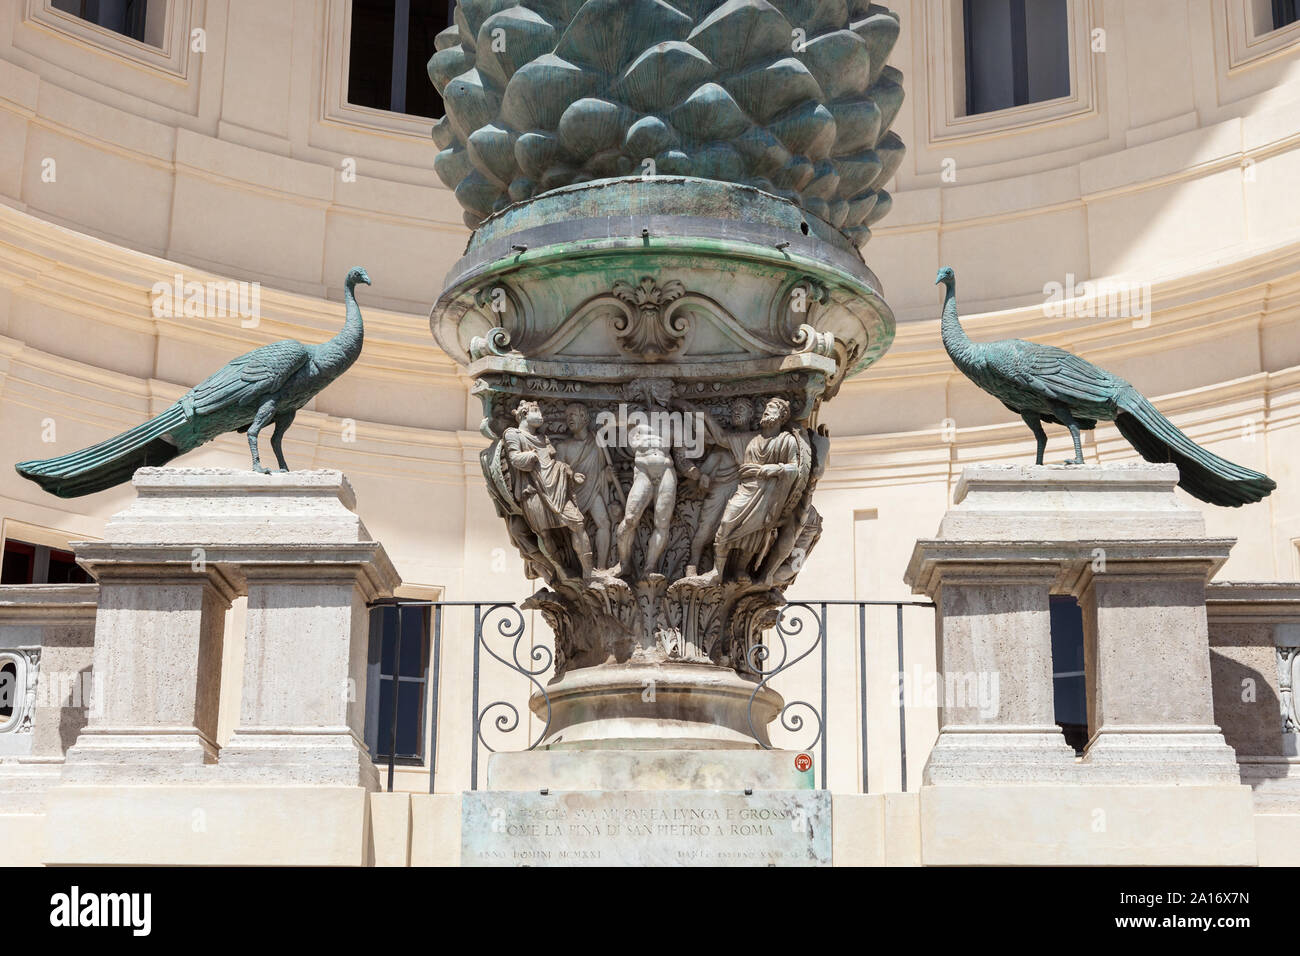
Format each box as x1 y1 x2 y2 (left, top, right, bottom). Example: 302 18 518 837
907 463 1255 864
46 468 398 865
1065 555 1241 783
904 558 1078 783
59 555 236 782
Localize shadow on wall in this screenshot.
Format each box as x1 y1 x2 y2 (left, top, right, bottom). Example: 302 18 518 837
1210 648 1282 760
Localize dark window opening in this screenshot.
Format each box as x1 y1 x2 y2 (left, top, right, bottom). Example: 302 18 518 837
963 0 1070 116
1050 595 1088 753
0 662 15 720
348 0 454 119
365 603 430 764
1275 0 1299 30
51 0 149 43
1 539 92 586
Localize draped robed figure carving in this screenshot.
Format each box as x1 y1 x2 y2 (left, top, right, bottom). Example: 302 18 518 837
691 396 809 583
502 400 595 581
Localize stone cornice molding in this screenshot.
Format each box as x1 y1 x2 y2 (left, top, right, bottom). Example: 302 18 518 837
0 204 461 384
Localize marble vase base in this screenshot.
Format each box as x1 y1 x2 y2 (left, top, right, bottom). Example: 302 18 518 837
533 662 783 751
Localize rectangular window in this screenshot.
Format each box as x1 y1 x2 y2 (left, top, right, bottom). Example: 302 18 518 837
348 0 454 119
364 603 430 763
51 0 150 43
1275 0 1299 30
1049 595 1087 753
0 539 92 585
963 0 1070 116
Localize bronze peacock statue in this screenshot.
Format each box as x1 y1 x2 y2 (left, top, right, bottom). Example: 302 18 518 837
936 266 1275 507
15 266 372 498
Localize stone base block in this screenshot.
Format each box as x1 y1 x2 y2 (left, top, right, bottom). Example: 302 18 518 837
1253 813 1300 866
830 792 921 866
487 748 814 791
920 784 1257 865
411 793 462 866
938 463 1205 541
462 789 831 866
44 785 373 865
0 759 63 813
1239 757 1300 811
101 468 372 544
218 732 380 789
0 814 47 865
60 732 217 784
370 792 412 866
1080 731 1243 784
922 729 1079 784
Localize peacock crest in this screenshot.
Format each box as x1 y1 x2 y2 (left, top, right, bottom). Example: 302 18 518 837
427 0 906 246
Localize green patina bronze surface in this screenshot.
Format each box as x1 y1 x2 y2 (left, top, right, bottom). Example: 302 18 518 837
15 267 372 498
427 0 905 246
936 266 1276 508
423 2 910 699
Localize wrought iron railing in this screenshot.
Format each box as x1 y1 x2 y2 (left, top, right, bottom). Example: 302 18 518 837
366 598 935 793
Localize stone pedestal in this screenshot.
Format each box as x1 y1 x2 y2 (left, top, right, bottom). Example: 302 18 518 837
905 558 1077 783
907 463 1256 863
908 463 1240 784
46 468 398 864
59 558 235 782
219 558 392 788
1066 554 1241 783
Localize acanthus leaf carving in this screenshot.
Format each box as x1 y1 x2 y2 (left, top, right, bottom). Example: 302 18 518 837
610 277 688 360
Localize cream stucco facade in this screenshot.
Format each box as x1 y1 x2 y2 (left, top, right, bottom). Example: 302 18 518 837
1 1 1299 864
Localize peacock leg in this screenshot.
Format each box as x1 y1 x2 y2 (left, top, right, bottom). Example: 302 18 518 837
1021 413 1048 465
270 410 296 472
246 398 278 474
1053 405 1086 465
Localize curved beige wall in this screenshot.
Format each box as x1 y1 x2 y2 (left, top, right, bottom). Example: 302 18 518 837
2 0 1299 792
2 0 1297 578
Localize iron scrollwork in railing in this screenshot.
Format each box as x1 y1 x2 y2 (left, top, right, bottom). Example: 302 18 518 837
369 596 933 794
742 601 828 783
470 602 552 789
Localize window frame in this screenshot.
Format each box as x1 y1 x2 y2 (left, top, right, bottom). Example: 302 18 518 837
1048 595 1089 754
1224 0 1300 72
925 0 1099 143
363 586 443 769
0 520 96 586
27 0 194 78
961 0 1072 117
49 0 161 45
321 0 449 140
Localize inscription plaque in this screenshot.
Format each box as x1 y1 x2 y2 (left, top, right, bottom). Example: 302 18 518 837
462 790 831 867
